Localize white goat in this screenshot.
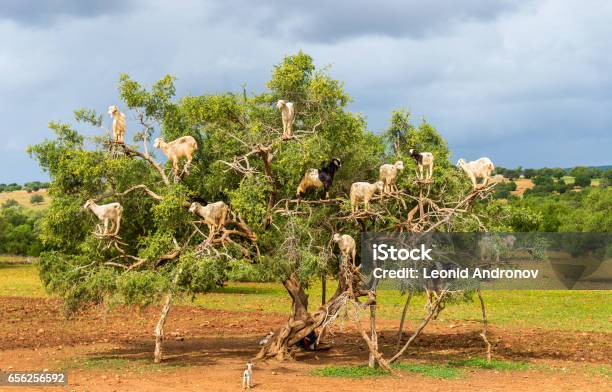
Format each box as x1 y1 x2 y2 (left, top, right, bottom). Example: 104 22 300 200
188 201 229 236
258 331 274 346
409 149 434 180
379 161 404 193
276 100 295 139
333 233 356 265
108 105 126 144
83 199 123 236
457 157 495 188
153 136 198 175
242 361 254 389
350 181 384 213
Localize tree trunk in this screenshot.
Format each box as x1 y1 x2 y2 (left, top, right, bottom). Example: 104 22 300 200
321 275 326 305
368 304 378 368
391 290 448 363
257 263 364 360
396 289 414 351
153 267 182 363
477 289 492 363
154 291 173 363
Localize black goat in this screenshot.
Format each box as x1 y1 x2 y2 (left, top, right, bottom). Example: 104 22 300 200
296 158 342 199
408 148 435 180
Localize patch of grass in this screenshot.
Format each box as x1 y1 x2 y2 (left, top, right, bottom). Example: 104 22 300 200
314 360 531 380
393 363 462 379
449 358 529 371
586 365 612 378
0 264 610 333
311 365 388 378
0 262 47 297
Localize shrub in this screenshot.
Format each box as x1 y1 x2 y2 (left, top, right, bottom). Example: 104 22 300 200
30 194 45 204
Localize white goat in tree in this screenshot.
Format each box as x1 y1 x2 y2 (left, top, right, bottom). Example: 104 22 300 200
457 157 495 188
83 199 123 236
350 181 384 213
379 161 404 192
242 361 254 389
408 149 434 180
153 136 198 175
276 100 295 139
107 105 126 144
333 233 356 265
188 201 230 236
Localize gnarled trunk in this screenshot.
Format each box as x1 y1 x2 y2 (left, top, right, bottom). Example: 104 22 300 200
256 262 389 372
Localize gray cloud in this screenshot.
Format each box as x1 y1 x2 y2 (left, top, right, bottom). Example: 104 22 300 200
1 0 611 183
0 0 131 25
208 0 523 43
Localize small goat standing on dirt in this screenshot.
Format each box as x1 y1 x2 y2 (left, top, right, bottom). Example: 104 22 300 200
333 233 356 265
83 199 123 236
188 201 229 236
379 160 404 192
457 157 495 188
108 105 126 144
350 181 384 213
296 158 342 199
276 100 295 139
242 361 254 389
153 136 198 176
408 149 434 180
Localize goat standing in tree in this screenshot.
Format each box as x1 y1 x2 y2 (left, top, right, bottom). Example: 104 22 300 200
83 199 123 236
188 201 230 237
333 233 356 265
296 158 342 199
153 136 198 177
276 100 295 139
457 157 495 188
408 149 434 180
350 181 384 213
379 161 404 192
108 105 126 144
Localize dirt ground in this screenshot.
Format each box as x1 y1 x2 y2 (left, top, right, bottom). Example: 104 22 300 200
0 297 609 391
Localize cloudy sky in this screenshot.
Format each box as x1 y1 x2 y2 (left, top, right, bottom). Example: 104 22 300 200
1 0 611 183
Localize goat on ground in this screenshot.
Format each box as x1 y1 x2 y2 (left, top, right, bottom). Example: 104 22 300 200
242 361 254 389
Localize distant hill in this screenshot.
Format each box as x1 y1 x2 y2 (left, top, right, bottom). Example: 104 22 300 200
0 189 49 211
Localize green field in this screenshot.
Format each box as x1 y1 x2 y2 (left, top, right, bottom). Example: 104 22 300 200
1 261 610 333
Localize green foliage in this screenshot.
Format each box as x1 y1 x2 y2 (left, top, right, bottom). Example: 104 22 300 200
30 194 45 204
511 187 612 232
0 203 43 255
116 270 169 306
28 51 510 314
493 181 517 199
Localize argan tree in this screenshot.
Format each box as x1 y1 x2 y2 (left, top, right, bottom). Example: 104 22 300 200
29 51 501 368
